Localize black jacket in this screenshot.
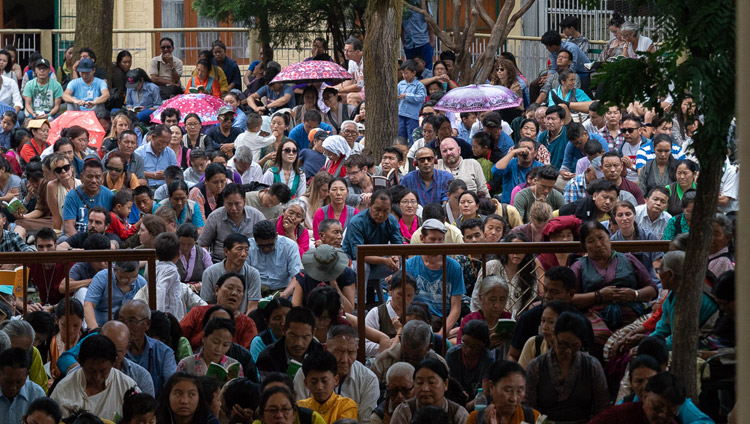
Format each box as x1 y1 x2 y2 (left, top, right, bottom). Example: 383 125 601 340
256 336 323 376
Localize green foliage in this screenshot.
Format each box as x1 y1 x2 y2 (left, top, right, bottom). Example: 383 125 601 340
592 0 735 162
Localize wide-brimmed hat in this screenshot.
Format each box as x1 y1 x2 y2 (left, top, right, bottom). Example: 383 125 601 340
302 245 349 282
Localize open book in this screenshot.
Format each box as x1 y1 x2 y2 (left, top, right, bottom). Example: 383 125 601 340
3 197 27 215
206 361 241 381
286 359 302 379
188 85 206 94
493 318 516 339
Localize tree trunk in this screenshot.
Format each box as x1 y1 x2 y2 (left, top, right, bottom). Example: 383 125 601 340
362 0 403 159
75 0 114 81
671 146 723 401
257 8 272 64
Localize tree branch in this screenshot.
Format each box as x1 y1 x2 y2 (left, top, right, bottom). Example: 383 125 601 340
476 0 496 28
503 0 536 39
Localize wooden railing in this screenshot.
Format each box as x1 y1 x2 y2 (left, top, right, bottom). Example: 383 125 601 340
0 249 157 347
355 240 671 362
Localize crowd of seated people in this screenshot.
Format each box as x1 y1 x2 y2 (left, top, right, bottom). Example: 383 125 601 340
0 13 738 424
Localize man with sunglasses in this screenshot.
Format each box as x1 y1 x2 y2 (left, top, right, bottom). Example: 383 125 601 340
400 146 454 205
618 114 647 182
150 37 184 100
61 159 114 236
206 106 243 155
246 220 301 298
372 362 414 424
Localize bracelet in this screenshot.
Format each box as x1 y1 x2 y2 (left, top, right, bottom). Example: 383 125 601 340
594 290 603 305
634 289 639 302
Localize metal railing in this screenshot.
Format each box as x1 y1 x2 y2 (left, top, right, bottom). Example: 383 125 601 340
0 249 157 347
355 240 670 362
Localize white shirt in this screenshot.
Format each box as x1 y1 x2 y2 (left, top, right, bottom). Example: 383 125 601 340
51 367 139 422
583 119 605 137
260 168 307 198
364 300 399 357
469 119 513 138
294 359 380 424
0 75 22 109
719 160 739 213
228 158 263 184
435 157 489 197
234 131 277 162
635 203 672 240
620 141 641 182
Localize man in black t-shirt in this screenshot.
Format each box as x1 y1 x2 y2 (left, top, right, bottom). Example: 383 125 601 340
57 207 120 251
508 265 576 361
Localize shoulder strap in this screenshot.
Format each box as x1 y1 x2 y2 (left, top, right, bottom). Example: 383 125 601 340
502 202 508 219
522 406 534 422
534 334 544 358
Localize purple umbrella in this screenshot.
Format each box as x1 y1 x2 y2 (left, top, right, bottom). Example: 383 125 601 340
434 84 522 113
271 60 353 84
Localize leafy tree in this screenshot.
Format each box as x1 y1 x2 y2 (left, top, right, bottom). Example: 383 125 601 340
406 0 536 85
192 0 366 62
591 0 735 400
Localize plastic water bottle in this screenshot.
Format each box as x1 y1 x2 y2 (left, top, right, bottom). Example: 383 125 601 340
474 387 487 413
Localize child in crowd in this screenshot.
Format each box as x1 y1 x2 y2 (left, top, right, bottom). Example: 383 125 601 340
154 166 185 202
397 60 427 143
235 112 276 158
129 185 155 224
108 189 139 240
298 350 358 423
0 110 18 151
183 148 208 188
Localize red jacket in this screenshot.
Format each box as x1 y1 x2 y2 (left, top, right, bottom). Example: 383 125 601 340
180 305 257 349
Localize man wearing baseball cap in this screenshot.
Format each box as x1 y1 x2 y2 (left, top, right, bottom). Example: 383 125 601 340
405 218 465 336
23 58 63 120
206 105 243 155
62 57 110 112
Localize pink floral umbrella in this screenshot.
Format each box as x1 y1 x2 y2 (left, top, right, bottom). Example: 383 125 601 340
434 84 522 113
49 111 106 150
151 93 229 126
271 60 353 84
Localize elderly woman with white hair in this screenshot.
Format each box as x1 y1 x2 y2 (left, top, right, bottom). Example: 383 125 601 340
621 21 655 58
339 120 363 154
372 361 416 424
275 198 310 259
229 145 263 184
460 275 512 350
1 319 48 393
322 135 352 177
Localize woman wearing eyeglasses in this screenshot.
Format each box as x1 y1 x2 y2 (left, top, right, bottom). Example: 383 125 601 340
46 153 79 231
157 372 220 424
259 386 298 424
261 139 306 198
394 189 421 244
103 151 139 191
276 199 310 259
525 311 608 423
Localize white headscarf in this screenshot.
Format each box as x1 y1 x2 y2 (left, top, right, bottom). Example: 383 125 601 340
322 135 352 159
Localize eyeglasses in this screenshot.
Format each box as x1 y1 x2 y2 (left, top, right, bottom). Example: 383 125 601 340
621 127 639 133
107 166 123 173
282 148 298 154
556 337 581 352
341 129 357 135
264 407 293 416
387 386 414 396
119 317 148 326
54 164 71 174
257 242 275 249
416 156 434 162
186 122 201 127
160 45 173 50
400 199 418 205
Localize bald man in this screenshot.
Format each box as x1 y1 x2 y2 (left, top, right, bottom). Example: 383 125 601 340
436 137 489 197
101 321 155 396
400 146 454 205
119 300 176 398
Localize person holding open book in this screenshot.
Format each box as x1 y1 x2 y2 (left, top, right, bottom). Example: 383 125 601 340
177 317 243 380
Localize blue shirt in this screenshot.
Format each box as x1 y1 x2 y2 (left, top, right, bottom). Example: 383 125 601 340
398 78 427 120
537 126 569 170
233 107 248 129
288 122 333 151
549 41 591 75
246 236 302 291
0 379 46 424
620 396 714 424
62 186 114 233
84 269 148 327
491 158 543 204
342 210 403 260
494 131 515 158
69 261 97 281
215 56 242 89
561 132 608 171
157 199 205 228
255 84 296 113
299 148 326 178
67 77 108 110
400 169 454 205
402 1 431 48
635 140 685 169
134 142 178 187
547 86 592 107
126 82 162 109
406 255 465 317
456 123 473 143
126 335 177 399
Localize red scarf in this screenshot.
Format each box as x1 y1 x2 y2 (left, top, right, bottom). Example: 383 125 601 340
399 217 418 244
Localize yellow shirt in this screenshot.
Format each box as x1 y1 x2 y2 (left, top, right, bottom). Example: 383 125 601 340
297 393 358 424
30 346 48 394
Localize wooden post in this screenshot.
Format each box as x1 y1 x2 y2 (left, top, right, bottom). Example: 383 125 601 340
442 256 447 356
356 254 366 363
107 262 113 321
65 264 70 347
147 256 157 310
22 264 27 315
401 256 407 324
